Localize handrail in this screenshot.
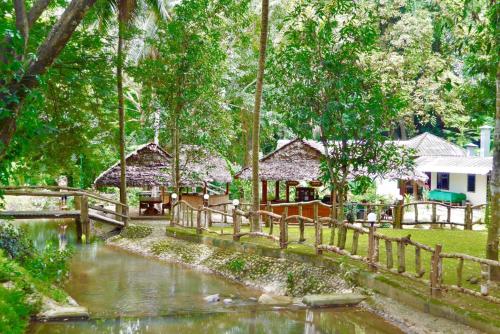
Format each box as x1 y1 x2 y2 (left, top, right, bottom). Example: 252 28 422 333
0 186 127 208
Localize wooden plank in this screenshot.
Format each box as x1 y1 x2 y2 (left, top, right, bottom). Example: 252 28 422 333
89 213 124 227
90 205 127 219
0 210 80 219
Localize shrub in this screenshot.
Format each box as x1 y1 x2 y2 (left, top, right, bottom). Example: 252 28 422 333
24 243 73 284
121 225 153 239
0 223 35 262
227 258 245 273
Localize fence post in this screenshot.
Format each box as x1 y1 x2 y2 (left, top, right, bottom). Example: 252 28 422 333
74 196 83 243
223 204 228 224
80 195 90 244
414 203 418 224
299 203 305 242
196 206 202 234
394 202 403 229
233 205 240 241
123 205 129 227
314 203 322 255
368 225 376 271
464 203 472 230
431 203 437 225
430 244 443 297
265 201 271 227
279 215 287 249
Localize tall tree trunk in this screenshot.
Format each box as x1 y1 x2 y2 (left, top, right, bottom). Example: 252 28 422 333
487 61 500 280
117 21 127 213
251 0 269 232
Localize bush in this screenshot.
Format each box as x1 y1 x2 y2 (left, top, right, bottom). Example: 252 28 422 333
121 225 153 239
0 223 35 262
227 258 245 273
24 243 73 284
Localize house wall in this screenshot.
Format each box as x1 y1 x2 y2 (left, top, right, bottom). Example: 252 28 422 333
428 172 487 205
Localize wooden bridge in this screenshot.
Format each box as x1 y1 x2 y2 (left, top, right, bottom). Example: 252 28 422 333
0 186 128 243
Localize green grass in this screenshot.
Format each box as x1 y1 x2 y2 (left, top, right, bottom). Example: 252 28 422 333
190 224 496 297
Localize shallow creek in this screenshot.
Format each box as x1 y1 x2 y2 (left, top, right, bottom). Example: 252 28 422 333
21 220 402 333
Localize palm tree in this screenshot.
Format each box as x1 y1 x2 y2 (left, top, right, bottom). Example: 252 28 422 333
251 0 269 232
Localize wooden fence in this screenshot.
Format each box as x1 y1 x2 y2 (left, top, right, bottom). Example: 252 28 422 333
171 199 499 303
231 200 486 230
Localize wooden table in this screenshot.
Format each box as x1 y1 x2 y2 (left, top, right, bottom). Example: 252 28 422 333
139 197 162 216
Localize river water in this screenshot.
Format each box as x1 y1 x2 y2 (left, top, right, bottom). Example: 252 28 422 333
21 220 402 334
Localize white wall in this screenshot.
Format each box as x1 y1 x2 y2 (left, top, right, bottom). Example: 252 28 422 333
375 179 399 199
429 172 487 205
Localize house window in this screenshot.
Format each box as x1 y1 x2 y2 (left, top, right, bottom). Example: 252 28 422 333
467 174 476 192
436 173 449 190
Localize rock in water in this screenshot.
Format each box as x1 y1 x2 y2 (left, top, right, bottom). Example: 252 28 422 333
223 298 233 304
302 293 366 307
258 294 293 305
204 294 220 303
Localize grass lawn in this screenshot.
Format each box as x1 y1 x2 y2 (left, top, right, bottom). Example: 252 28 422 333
204 224 497 297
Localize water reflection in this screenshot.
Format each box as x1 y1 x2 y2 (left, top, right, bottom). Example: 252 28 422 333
19 221 402 334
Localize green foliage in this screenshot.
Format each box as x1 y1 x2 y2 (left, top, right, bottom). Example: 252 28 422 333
0 223 35 262
121 224 153 239
23 243 73 284
269 0 413 199
227 258 245 273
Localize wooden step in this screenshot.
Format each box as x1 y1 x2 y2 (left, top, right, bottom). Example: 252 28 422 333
89 213 124 227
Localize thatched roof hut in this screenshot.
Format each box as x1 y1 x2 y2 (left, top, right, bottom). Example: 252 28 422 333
238 139 323 181
94 143 231 188
237 138 427 183
179 145 232 186
94 143 172 187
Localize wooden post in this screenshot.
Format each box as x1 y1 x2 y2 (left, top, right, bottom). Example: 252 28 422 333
286 183 290 202
397 241 405 273
394 202 403 229
196 206 202 234
265 201 271 227
430 244 443 297
208 208 212 227
415 247 424 277
75 217 83 243
275 180 280 200
464 203 472 230
431 203 437 224
223 204 228 224
374 237 379 263
385 240 393 269
446 206 451 225
352 230 359 255
368 225 376 270
414 203 418 224
80 195 90 244
190 207 194 227
314 203 322 255
115 203 122 222
123 205 129 227
233 205 240 241
279 215 287 249
262 180 268 204
299 203 305 242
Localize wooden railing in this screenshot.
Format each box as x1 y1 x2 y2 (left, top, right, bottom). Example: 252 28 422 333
0 186 129 243
171 200 499 303
236 199 486 230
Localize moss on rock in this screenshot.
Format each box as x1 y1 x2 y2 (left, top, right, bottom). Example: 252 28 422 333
121 225 153 239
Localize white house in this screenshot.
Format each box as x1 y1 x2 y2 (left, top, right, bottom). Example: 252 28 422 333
376 126 493 205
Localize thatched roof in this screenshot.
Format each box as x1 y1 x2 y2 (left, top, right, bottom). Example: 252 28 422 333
179 145 232 185
237 138 428 183
94 143 231 188
238 139 324 181
94 143 172 187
